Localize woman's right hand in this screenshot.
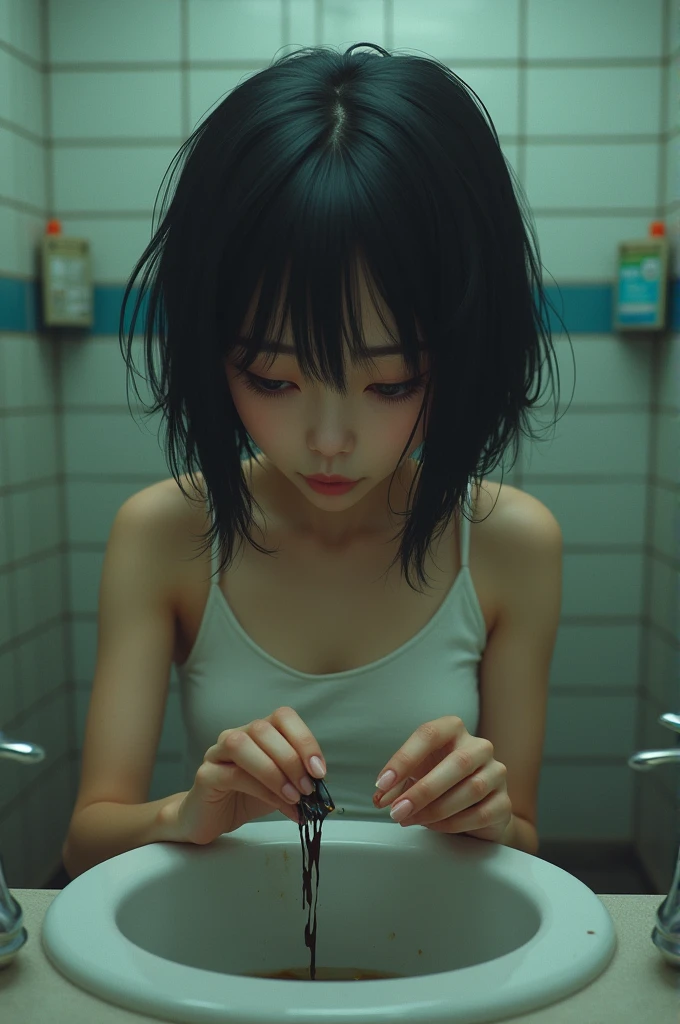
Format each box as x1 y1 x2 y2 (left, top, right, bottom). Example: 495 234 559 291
169 706 327 845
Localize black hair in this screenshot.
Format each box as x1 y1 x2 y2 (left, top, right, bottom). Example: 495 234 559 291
119 42 573 595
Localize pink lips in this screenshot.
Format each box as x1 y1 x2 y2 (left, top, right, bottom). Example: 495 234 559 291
303 476 360 495
307 475 357 484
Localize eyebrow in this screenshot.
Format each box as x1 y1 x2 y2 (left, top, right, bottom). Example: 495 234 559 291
237 337 424 357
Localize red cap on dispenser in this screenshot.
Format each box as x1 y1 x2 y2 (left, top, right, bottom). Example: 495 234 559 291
46 219 62 235
649 221 665 237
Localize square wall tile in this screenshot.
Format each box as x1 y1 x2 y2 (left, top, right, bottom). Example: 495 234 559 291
0 495 10 567
24 756 74 887
188 0 283 62
646 630 678 712
649 556 678 638
1 335 58 411
67 479 155 545
14 553 63 636
64 411 169 476
651 485 677 562
526 0 663 60
0 47 45 136
61 337 150 408
522 412 649 477
553 336 653 408
0 646 18 731
14 620 67 715
48 0 181 63
538 764 633 841
655 410 679 483
4 413 60 487
51 71 182 140
9 484 62 563
526 482 645 546
319 0 385 52
526 143 657 211
70 619 97 683
52 145 180 214
0 573 14 649
551 623 640 692
527 67 661 137
562 552 644 618
545 693 637 759
0 0 43 63
392 0 519 60
68 550 105 616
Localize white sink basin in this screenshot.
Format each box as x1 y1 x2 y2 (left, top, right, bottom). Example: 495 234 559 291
42 820 616 1023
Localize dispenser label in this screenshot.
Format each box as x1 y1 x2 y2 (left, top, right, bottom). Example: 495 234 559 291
616 254 661 325
48 253 91 319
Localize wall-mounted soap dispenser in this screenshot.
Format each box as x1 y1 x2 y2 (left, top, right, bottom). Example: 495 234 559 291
613 221 670 333
39 218 93 328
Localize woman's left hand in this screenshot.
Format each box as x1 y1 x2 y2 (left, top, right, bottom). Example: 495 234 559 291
372 716 513 843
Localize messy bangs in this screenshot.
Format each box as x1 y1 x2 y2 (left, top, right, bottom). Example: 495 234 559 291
231 247 426 398
119 42 571 594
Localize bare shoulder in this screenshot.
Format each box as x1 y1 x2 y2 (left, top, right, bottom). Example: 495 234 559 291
132 471 207 529
475 480 561 534
474 479 563 586
125 472 211 583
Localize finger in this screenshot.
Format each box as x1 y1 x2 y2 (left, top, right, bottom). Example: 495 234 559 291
374 716 465 796
415 790 511 832
400 765 495 826
196 757 302 809
379 738 488 818
269 706 327 779
206 727 310 804
406 742 487 810
373 775 416 809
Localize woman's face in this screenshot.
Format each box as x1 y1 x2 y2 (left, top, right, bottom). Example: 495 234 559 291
224 342 430 546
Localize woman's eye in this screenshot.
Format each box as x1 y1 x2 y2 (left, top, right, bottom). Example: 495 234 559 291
240 371 427 405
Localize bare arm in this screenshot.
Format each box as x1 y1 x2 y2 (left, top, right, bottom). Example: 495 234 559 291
62 484 196 878
63 791 189 879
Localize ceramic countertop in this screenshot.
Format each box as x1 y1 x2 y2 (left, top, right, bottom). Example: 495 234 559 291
1 890 678 1023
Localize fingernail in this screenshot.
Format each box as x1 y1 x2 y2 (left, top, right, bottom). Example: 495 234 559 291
309 756 325 778
299 775 315 795
375 769 397 792
390 799 413 822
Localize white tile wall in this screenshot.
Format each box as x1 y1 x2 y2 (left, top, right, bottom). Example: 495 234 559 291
0 0 73 889
60 336 152 406
0 0 677 890
648 626 678 713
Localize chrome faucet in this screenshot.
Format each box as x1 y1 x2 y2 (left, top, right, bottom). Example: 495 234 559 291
0 729 45 969
628 711 680 968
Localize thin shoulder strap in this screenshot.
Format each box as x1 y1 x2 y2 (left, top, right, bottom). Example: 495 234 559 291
460 479 473 568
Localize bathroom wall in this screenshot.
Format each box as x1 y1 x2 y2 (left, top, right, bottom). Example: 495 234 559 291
646 10 680 890
0 0 677 892
0 0 72 889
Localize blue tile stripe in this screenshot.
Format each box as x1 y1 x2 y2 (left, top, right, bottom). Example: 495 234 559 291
1 278 679 334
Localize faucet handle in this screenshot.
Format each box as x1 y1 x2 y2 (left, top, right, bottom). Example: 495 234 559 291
0 730 46 968
0 730 45 764
627 710 680 969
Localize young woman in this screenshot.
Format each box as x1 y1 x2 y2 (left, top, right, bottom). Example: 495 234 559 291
63 43 568 879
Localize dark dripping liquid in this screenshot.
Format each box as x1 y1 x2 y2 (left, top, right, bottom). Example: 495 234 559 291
247 779 400 982
297 778 333 980
298 811 323 978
